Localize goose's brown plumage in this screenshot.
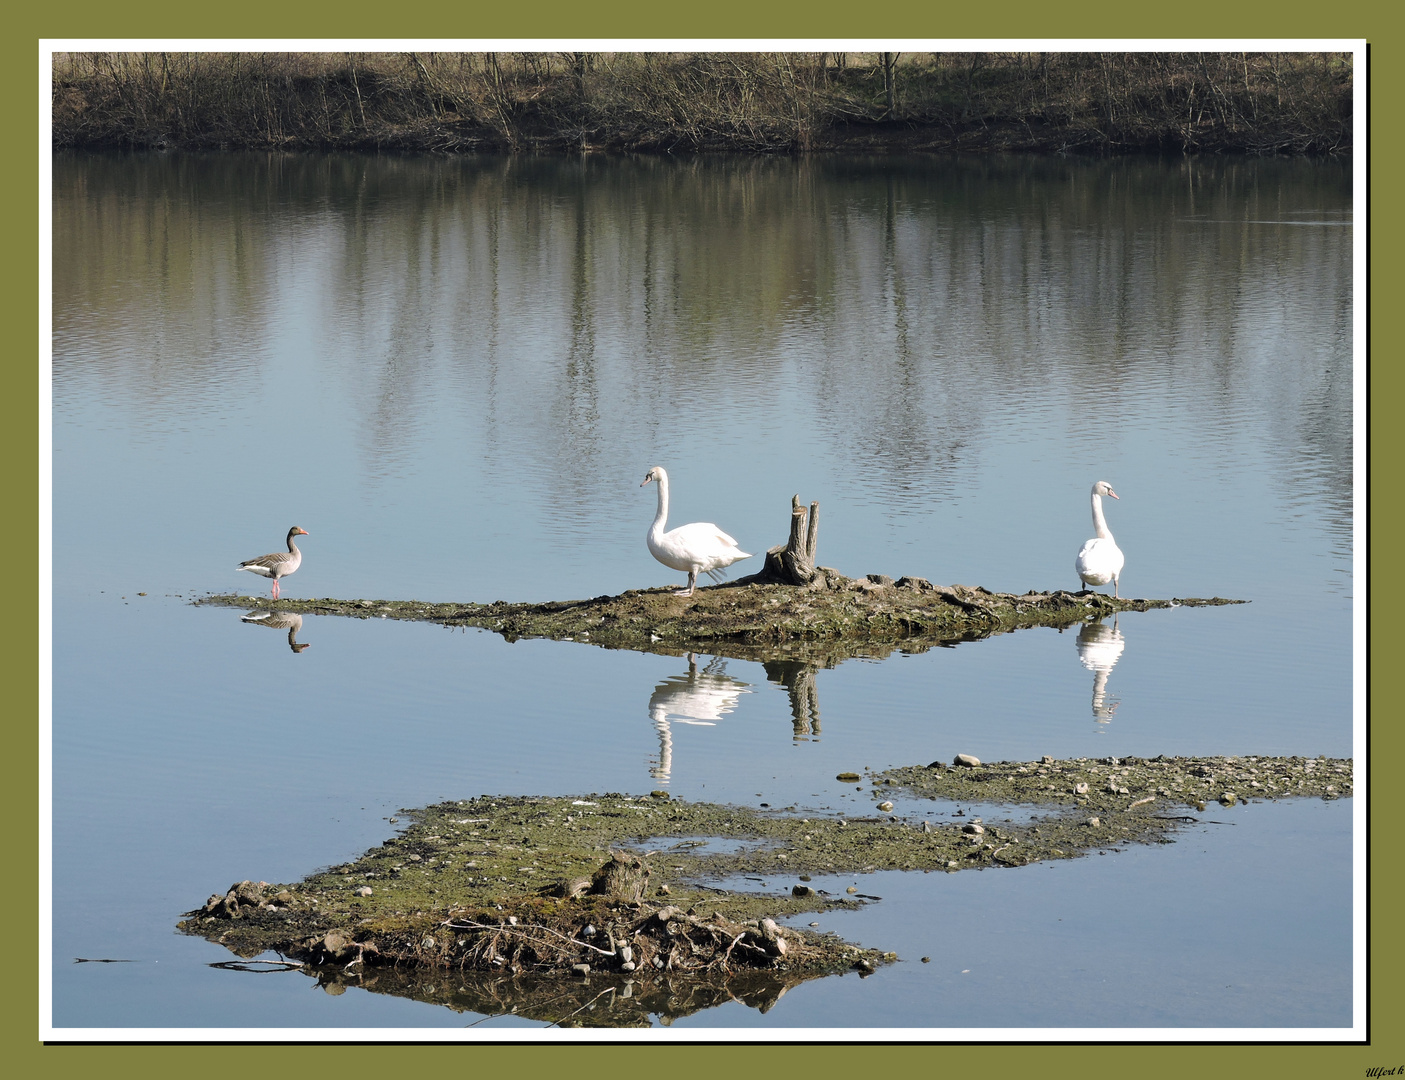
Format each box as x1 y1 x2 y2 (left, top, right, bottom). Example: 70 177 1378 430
237 526 308 599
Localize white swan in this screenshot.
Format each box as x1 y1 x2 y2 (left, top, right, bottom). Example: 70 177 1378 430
641 466 752 597
1074 481 1125 597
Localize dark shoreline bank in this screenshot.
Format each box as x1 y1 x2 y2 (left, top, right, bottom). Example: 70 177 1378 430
54 51 1351 157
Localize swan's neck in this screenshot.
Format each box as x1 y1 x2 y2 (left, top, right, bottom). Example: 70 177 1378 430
650 476 670 540
1091 494 1114 539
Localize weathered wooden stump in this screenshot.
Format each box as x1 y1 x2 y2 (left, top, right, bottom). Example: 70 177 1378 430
589 851 650 903
754 495 820 586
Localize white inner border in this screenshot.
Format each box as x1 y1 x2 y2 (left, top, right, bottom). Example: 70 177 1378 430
38 37 1369 1045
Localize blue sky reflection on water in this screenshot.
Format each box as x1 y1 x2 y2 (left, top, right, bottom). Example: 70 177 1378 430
48 149 1357 1032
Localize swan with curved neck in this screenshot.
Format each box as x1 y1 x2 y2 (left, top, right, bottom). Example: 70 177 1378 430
237 526 309 600
1074 481 1124 597
641 467 752 597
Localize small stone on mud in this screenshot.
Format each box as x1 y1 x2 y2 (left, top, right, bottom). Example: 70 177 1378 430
1086 817 1101 828
953 754 981 768
846 886 858 894
877 801 894 812
921 956 931 963
1220 792 1238 805
650 790 670 799
962 823 985 835
355 886 372 896
1075 782 1089 795
572 964 590 976
836 772 862 782
792 885 819 898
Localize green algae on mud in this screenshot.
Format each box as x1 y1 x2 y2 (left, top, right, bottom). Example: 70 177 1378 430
197 572 1246 657
180 754 1346 1024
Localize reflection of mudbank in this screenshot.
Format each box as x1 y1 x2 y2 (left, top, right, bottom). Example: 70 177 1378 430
241 610 311 653
760 659 821 740
304 964 817 1027
1076 616 1124 723
648 654 752 781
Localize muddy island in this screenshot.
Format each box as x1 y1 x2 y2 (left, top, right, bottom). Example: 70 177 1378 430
199 494 1245 655
198 576 1243 653
180 753 1347 1026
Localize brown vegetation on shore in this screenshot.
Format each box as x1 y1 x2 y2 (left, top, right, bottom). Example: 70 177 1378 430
52 50 1351 156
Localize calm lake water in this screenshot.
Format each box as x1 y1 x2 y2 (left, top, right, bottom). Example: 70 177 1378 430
47 149 1359 1035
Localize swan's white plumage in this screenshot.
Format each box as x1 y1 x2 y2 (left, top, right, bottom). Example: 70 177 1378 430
641 466 752 597
1074 481 1124 597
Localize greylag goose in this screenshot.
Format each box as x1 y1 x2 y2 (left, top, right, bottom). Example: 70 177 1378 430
641 467 752 597
237 526 308 599
1075 482 1125 597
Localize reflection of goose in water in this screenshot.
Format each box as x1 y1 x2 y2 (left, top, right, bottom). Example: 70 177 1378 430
647 654 752 781
241 610 311 653
640 467 752 597
1075 482 1124 597
1076 615 1124 722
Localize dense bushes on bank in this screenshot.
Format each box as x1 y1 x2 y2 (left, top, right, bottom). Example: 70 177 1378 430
51 51 1352 155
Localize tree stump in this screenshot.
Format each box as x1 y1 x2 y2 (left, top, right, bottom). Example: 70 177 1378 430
589 851 649 903
754 495 820 586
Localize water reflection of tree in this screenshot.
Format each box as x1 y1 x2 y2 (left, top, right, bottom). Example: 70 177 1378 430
644 639 933 754
53 151 1352 554
760 658 821 740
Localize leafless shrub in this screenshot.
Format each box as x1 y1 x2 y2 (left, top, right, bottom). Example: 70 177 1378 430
51 51 1352 155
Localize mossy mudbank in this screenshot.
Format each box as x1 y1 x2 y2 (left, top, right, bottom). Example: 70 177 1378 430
198 573 1245 656
181 753 1347 1025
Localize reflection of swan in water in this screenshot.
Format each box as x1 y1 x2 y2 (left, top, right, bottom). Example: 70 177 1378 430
640 467 752 597
241 610 311 653
1076 615 1124 722
1075 481 1124 597
648 654 752 781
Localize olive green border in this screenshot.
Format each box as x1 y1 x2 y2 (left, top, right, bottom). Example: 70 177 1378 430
10 3 1384 1077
